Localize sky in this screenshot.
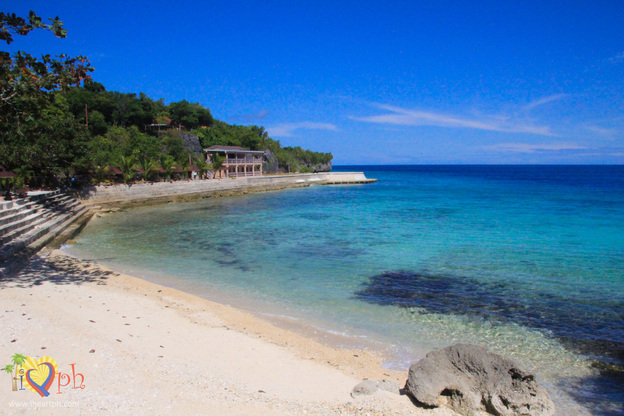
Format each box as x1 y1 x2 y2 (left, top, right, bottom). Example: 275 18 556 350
4 1 624 164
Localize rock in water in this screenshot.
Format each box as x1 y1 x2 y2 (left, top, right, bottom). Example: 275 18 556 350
404 344 555 416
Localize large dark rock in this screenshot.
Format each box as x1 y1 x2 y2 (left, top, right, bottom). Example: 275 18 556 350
179 132 203 156
262 148 279 174
310 161 331 172
260 148 332 174
404 344 555 416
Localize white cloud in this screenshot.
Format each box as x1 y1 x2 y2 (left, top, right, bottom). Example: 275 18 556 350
241 109 270 122
521 94 567 112
584 125 618 138
353 104 557 136
483 142 586 153
268 122 338 137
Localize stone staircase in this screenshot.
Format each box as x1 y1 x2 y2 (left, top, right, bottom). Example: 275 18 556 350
0 191 91 264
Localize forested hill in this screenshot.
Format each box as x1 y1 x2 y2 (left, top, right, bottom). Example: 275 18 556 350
2 78 332 183
62 81 333 174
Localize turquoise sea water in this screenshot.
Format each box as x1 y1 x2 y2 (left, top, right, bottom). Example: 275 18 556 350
66 165 624 415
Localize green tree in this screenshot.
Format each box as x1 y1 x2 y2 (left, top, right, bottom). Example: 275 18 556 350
65 82 116 128
193 156 211 180
92 165 112 184
193 122 231 148
276 149 296 173
159 155 177 181
84 80 105 93
116 155 136 184
161 130 188 164
111 92 134 127
12 165 34 189
209 153 225 175
0 11 93 177
87 110 108 136
167 100 213 130
138 157 157 182
87 134 119 171
127 126 160 161
37 101 91 178
132 92 164 128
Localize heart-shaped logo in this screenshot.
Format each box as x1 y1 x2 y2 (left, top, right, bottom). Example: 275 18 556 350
21 356 58 397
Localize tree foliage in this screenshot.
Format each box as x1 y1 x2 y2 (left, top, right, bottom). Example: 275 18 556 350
0 10 93 180
168 99 213 129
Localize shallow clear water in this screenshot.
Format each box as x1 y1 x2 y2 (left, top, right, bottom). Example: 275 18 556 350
66 165 624 415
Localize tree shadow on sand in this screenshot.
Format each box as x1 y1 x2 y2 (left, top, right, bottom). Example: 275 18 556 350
0 252 117 288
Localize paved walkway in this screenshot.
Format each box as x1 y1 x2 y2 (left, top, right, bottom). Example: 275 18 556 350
1 189 56 203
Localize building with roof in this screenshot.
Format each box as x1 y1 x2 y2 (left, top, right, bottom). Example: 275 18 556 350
204 146 264 178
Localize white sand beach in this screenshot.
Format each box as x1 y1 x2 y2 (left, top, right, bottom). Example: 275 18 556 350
0 250 458 415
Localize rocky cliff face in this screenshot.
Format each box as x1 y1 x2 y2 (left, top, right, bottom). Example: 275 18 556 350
157 131 203 157
262 149 280 174
309 161 332 172
262 149 332 174
179 132 203 157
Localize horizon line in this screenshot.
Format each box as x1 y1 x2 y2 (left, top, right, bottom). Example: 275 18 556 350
331 163 624 166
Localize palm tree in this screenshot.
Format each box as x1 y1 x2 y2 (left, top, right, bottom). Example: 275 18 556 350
93 165 111 184
194 156 211 180
4 364 15 391
116 155 137 184
210 153 225 178
139 157 157 182
160 156 177 181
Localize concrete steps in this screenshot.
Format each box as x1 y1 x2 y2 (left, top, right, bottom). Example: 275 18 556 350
0 192 90 264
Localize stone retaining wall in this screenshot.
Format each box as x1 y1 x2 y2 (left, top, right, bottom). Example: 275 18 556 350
74 172 376 208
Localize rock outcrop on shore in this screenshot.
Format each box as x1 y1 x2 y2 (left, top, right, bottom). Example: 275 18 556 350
404 344 555 416
262 148 332 174
309 161 332 172
351 379 401 397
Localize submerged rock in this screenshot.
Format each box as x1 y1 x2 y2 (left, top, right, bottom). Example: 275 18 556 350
404 344 555 416
351 379 401 397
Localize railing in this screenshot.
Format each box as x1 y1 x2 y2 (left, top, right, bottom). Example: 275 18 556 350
227 171 263 178
225 158 263 164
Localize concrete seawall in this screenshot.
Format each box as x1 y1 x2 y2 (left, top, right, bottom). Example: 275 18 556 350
75 172 376 208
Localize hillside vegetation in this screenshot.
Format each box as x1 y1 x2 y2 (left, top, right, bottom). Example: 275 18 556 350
64 81 332 174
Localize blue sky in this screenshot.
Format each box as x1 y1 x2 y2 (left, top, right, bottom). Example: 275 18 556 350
4 1 624 164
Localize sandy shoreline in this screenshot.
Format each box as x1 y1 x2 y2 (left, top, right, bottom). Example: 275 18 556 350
0 249 458 415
